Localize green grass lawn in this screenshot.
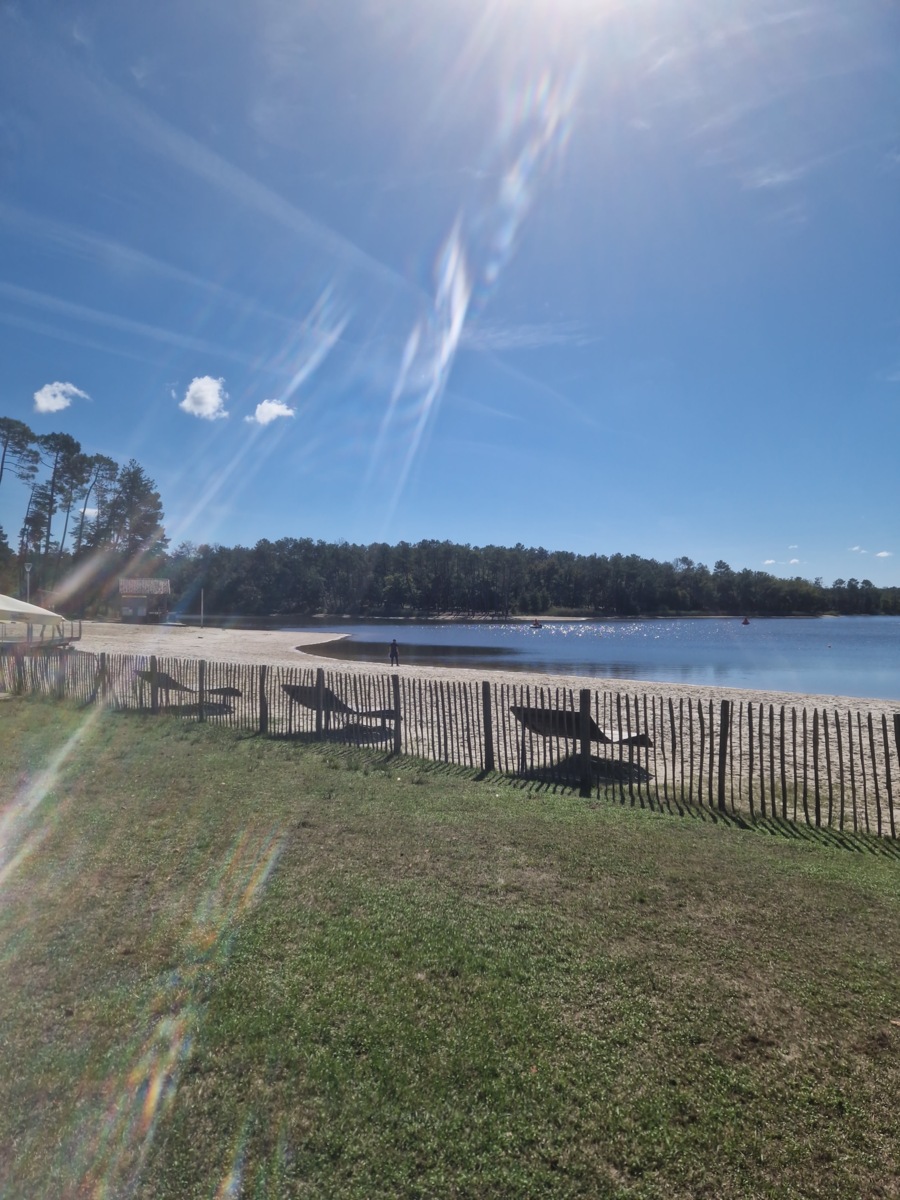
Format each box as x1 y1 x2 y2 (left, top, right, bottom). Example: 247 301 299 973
1 698 899 1199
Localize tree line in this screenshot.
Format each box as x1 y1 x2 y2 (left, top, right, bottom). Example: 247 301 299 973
165 540 900 619
0 417 167 605
3 416 898 617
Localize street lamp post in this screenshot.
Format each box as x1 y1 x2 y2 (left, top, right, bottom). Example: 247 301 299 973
25 562 32 604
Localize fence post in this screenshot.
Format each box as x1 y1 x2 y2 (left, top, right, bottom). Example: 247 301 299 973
885 715 897 840
198 660 206 723
259 665 269 735
392 674 402 755
315 668 325 738
14 650 26 695
150 655 159 715
717 699 731 812
482 680 494 773
579 688 592 797
99 652 108 706
55 652 66 700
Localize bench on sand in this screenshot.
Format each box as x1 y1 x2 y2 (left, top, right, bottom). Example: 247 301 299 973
282 682 355 715
510 705 653 748
282 683 395 733
510 705 653 774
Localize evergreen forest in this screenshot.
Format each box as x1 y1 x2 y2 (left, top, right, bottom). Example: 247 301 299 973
2 417 898 620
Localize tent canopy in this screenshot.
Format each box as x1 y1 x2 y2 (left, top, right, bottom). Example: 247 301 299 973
0 593 64 625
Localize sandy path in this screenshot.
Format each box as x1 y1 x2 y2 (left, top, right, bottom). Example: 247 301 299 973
74 620 348 669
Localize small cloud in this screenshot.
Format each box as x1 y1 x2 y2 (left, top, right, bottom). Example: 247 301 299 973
34 381 90 413
763 559 776 565
789 558 800 565
849 545 867 554
765 201 807 228
71 21 91 48
741 164 806 190
130 59 152 87
179 376 228 420
646 48 681 75
876 551 893 558
245 399 295 426
788 544 798 549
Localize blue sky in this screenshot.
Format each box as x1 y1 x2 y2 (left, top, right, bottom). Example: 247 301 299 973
1 0 898 586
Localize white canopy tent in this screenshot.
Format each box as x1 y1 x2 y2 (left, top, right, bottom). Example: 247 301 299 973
0 593 64 625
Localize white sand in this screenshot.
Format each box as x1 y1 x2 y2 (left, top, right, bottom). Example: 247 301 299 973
73 620 899 718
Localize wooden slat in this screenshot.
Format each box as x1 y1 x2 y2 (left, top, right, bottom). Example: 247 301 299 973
884 714 897 840
768 706 776 820
801 709 810 826
812 710 821 827
856 712 870 836
868 713 882 838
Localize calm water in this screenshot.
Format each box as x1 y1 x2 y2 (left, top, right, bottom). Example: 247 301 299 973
289 617 900 702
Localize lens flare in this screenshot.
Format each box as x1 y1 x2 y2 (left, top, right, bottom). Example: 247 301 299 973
0 706 102 891
1 798 285 1198
372 66 579 521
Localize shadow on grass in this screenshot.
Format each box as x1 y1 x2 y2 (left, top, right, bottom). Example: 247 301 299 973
293 742 900 859
102 708 900 859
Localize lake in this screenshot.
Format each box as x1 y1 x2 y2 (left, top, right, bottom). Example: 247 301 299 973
288 616 900 702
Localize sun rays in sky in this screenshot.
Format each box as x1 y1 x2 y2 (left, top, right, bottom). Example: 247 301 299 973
1 0 898 579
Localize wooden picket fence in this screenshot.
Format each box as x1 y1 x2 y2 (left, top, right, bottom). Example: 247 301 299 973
2 650 898 840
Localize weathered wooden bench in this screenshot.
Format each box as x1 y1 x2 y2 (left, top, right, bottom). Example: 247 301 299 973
510 704 653 776
509 705 653 748
282 683 396 735
282 682 355 714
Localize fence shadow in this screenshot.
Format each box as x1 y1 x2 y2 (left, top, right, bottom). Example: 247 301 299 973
6 650 898 846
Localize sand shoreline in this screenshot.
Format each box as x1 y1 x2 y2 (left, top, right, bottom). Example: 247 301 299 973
69 620 899 718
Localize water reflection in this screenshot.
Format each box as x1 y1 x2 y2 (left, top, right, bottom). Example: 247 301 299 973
305 638 515 670
290 617 900 701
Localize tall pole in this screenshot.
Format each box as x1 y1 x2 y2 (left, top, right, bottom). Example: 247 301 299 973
200 587 204 629
25 563 32 604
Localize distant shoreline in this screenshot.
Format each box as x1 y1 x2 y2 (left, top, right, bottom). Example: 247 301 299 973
170 611 850 629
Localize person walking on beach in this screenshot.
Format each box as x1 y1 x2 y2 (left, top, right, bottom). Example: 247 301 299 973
389 638 400 666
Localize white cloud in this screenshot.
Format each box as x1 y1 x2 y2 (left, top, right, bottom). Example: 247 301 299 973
876 551 893 558
246 399 294 426
789 558 800 565
741 164 806 190
849 545 867 554
33 380 90 413
179 376 229 420
763 559 776 565
788 544 798 549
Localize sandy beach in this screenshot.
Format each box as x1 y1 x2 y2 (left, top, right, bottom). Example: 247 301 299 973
2 619 890 835
73 619 900 719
